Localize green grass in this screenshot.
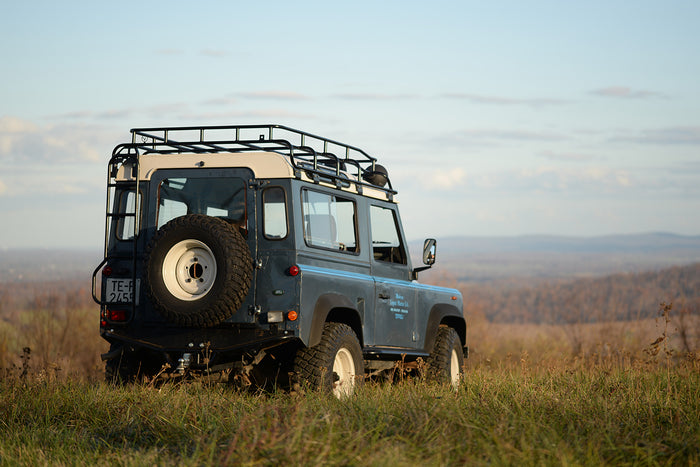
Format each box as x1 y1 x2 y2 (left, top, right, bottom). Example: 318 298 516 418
1 366 698 466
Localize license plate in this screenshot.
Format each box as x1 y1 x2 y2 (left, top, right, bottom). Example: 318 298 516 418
105 278 140 305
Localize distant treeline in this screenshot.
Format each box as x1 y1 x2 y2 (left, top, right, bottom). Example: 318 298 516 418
460 263 700 324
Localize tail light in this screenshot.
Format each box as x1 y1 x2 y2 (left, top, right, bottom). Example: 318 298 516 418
287 265 300 276
107 309 129 322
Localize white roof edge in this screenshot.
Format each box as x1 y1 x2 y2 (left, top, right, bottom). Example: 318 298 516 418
115 151 397 202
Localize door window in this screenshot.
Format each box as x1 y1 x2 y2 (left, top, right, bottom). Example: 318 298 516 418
370 205 406 264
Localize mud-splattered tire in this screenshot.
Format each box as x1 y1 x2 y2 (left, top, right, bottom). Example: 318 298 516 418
294 323 364 398
145 214 253 327
427 326 463 389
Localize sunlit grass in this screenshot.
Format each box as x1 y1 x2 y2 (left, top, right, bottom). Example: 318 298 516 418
1 364 698 466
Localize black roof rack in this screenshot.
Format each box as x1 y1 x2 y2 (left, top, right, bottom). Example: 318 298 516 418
111 124 395 195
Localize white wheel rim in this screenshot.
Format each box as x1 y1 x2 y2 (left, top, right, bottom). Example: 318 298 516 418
161 239 217 301
449 348 460 389
332 347 356 398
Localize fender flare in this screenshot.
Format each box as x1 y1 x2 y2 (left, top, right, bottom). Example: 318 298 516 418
423 304 466 353
308 293 364 348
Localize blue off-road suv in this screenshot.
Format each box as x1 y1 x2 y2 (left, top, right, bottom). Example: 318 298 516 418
92 125 466 396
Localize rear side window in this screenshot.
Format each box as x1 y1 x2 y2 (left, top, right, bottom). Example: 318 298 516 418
263 187 288 239
302 189 358 253
116 190 141 241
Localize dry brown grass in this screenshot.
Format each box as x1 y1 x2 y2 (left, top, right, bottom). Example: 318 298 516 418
1 281 698 380
0 284 107 380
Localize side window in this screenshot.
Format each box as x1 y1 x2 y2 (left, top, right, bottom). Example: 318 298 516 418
302 189 358 253
116 190 141 241
370 205 407 264
263 187 288 239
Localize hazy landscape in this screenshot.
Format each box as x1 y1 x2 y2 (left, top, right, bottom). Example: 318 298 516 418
1 233 699 464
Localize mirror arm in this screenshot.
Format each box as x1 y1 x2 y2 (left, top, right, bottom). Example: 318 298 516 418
411 265 433 280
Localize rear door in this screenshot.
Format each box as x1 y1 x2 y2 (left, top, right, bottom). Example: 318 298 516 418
148 167 257 322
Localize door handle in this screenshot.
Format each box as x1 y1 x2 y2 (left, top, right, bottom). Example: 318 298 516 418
378 293 390 300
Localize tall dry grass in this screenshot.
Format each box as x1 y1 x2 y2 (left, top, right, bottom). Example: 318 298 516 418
0 284 107 380
1 281 698 381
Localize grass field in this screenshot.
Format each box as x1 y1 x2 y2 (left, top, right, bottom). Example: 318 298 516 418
1 363 698 465
1 286 699 465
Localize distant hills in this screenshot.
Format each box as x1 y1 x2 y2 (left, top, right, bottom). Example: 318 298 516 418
416 232 700 282
2 232 700 283
2 234 698 326
0 249 102 282
459 262 700 324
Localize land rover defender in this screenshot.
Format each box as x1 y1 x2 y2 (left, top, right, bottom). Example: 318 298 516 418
92 124 466 396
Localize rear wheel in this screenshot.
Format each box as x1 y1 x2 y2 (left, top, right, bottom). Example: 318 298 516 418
294 323 364 398
427 326 463 389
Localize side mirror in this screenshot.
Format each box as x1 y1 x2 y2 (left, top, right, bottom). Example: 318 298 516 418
422 238 436 266
412 238 437 280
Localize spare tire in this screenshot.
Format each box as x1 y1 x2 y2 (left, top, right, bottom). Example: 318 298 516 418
144 214 253 327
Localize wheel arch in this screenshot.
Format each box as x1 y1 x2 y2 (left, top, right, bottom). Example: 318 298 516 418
308 293 364 348
423 304 466 352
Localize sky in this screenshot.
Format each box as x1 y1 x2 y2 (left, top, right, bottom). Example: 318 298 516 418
1 0 699 249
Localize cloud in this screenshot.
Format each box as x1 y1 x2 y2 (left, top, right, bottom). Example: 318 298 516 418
436 128 569 148
421 165 636 195
0 179 6 195
591 86 667 99
441 93 565 107
611 127 700 145
0 117 114 164
513 166 634 192
539 150 596 162
202 97 238 106
238 91 310 100
429 167 466 189
331 93 418 100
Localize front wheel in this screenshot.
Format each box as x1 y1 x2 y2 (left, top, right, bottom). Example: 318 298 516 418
427 326 464 389
294 323 364 398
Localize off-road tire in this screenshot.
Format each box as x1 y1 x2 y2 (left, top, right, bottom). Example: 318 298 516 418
294 322 364 398
427 326 463 388
145 214 253 327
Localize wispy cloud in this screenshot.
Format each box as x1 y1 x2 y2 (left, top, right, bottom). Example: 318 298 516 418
441 93 565 107
238 91 310 100
611 126 700 145
539 150 596 162
202 97 238 106
436 128 569 148
331 93 418 100
0 117 114 164
419 165 635 195
200 49 228 57
182 109 317 121
591 86 667 99
429 167 466 189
